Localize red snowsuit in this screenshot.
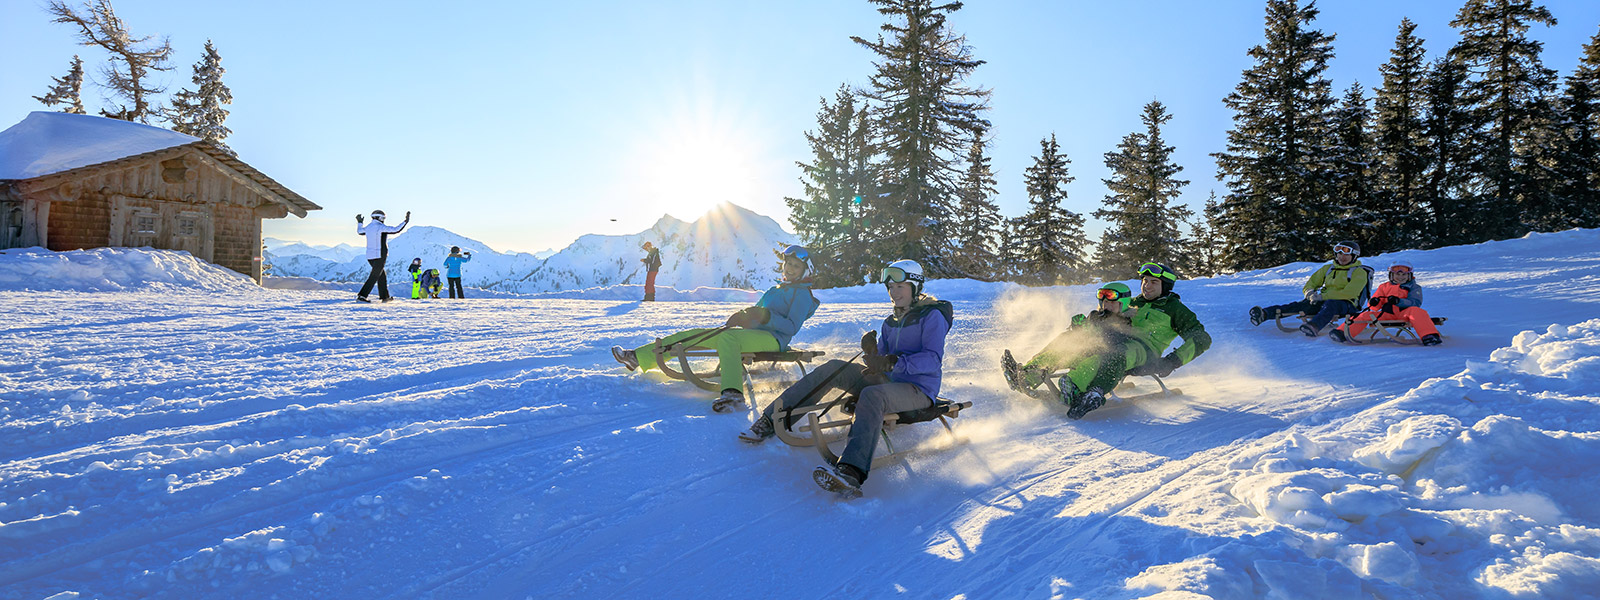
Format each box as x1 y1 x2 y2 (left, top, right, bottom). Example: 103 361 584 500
1338 281 1439 339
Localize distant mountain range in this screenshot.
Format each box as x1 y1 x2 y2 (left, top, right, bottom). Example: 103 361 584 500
263 203 802 293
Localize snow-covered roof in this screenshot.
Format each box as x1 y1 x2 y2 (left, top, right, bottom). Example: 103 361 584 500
0 111 319 217
0 111 198 180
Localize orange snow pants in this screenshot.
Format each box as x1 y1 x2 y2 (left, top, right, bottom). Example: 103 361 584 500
1340 306 1439 338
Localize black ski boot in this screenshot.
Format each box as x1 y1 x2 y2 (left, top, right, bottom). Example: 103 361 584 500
1421 333 1442 346
1249 306 1265 327
1329 328 1348 343
739 415 775 443
1067 387 1107 420
813 462 865 499
712 389 746 414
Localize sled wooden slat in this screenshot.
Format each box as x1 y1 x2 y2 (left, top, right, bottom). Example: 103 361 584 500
1345 316 1448 345
803 398 970 469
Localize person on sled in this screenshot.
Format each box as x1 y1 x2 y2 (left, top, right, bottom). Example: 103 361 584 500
738 259 951 499
610 245 820 413
1249 241 1372 337
1000 282 1136 399
1330 261 1441 346
1039 263 1210 419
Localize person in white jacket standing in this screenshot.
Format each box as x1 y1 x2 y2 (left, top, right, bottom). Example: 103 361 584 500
355 209 410 302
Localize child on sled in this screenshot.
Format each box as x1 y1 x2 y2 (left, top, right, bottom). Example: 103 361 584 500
610 245 820 413
1000 281 1136 399
1330 261 1441 346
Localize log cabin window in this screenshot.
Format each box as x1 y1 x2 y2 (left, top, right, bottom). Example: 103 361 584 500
135 214 158 235
177 216 198 237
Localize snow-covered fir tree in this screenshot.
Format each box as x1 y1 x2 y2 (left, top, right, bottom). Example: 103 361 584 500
1014 134 1089 285
1329 82 1380 252
1448 0 1559 240
1184 192 1227 278
946 136 1002 279
1093 100 1191 280
1211 0 1340 271
46 0 173 124
851 0 991 275
34 55 87 114
1371 18 1431 252
1421 57 1479 247
1554 30 1600 229
165 39 234 154
785 84 878 288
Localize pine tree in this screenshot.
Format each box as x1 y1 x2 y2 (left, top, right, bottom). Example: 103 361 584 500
1554 29 1600 229
852 0 991 275
1015 134 1090 285
1093 100 1191 280
165 40 234 153
1448 0 1559 239
1211 0 1341 271
947 136 1002 279
785 84 878 287
1328 82 1380 252
34 55 87 114
46 0 173 123
1421 57 1479 247
1372 18 1431 251
1184 192 1228 278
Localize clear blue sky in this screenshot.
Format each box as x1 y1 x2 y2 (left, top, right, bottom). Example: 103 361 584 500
5 1 1599 254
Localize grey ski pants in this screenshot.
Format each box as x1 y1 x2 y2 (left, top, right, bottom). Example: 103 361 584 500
761 359 932 480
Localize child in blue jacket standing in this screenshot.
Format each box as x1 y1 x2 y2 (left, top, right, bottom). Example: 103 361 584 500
443 246 472 299
740 259 952 499
611 245 821 413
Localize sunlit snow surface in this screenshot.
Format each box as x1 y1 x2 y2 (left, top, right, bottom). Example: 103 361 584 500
1 229 1598 598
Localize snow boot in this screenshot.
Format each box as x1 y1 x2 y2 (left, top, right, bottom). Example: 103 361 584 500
812 462 864 499
1002 350 1051 399
1299 323 1319 337
1001 350 1027 392
380 296 394 303
1056 375 1083 410
739 415 775 444
712 388 746 414
1249 306 1265 327
1421 333 1442 346
610 346 639 371
356 296 371 303
1067 387 1107 420
1329 328 1348 343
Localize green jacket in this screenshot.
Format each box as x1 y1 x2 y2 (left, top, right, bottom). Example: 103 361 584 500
1303 260 1370 302
1128 292 1211 365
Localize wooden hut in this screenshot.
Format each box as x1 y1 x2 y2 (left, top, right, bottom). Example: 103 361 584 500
0 111 320 283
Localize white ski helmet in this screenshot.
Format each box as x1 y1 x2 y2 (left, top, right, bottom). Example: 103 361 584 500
370 210 386 221
1390 260 1413 274
882 259 925 295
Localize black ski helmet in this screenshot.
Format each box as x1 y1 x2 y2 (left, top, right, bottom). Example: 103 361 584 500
1136 262 1178 296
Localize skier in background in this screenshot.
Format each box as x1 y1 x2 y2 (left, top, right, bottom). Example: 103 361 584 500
355 209 409 303
640 241 662 301
443 246 472 299
408 258 423 299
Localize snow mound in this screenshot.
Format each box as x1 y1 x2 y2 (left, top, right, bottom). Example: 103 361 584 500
0 247 263 293
1132 319 1600 599
0 111 198 180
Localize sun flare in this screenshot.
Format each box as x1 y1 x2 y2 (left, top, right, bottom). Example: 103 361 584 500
630 104 768 221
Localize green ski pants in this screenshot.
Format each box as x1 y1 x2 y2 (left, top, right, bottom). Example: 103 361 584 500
634 328 781 391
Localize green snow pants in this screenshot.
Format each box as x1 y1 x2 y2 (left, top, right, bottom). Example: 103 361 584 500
1058 336 1153 395
633 328 781 391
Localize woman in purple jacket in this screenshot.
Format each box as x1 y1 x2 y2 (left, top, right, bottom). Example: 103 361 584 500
739 259 952 498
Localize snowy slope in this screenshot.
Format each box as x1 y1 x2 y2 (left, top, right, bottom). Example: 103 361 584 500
264 202 800 295
1 229 1597 599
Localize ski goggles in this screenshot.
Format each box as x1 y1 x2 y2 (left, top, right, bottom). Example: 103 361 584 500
1389 266 1412 274
782 245 810 262
1136 262 1177 281
1097 288 1128 301
881 266 923 286
1333 244 1357 255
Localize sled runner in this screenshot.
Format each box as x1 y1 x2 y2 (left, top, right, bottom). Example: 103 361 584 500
1274 312 1312 333
649 342 826 393
1343 316 1448 345
773 396 972 468
1042 373 1184 405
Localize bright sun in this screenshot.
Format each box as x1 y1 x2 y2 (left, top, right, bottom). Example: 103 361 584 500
631 104 767 221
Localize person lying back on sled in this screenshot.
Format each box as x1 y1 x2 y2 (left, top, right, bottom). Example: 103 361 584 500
1040 263 1210 420
739 259 952 499
1330 260 1442 346
1249 241 1372 337
1001 281 1136 398
610 245 820 413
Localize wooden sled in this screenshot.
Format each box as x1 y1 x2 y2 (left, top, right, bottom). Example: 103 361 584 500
1275 312 1311 333
650 340 826 393
1342 316 1448 345
776 397 972 469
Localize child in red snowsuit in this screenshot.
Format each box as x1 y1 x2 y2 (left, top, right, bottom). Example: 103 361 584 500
1332 261 1441 345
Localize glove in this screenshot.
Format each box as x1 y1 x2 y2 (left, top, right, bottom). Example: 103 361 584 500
1306 290 1323 303
861 330 879 357
863 353 899 374
724 307 756 328
404 211 411 221
356 214 364 223
1149 354 1182 378
1071 314 1088 327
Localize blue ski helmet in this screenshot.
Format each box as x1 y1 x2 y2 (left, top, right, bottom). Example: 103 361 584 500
781 245 811 269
